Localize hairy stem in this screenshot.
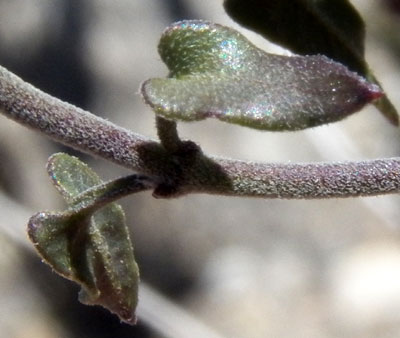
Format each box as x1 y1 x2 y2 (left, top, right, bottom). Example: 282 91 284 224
155 116 182 152
1 65 400 199
0 65 153 169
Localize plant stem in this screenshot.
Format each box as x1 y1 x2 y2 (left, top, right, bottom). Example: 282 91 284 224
1 65 400 199
71 174 157 212
209 157 400 198
155 116 182 153
0 65 152 169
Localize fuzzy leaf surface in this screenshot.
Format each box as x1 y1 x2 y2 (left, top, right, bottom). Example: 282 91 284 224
223 0 398 124
142 21 382 131
28 153 139 325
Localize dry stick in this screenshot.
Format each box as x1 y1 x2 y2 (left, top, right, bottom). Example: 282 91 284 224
1 65 400 199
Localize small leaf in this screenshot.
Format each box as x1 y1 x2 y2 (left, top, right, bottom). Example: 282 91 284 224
142 20 382 131
47 152 102 203
223 0 399 125
28 153 139 325
28 211 82 280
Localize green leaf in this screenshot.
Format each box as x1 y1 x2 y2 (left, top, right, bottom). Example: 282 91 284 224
142 20 382 131
47 152 102 203
223 0 399 125
28 153 139 325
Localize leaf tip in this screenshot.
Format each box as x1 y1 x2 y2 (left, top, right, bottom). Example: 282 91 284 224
119 309 137 325
78 288 138 325
364 83 384 103
27 211 43 244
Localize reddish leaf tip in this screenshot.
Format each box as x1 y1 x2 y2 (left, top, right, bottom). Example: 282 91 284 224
365 83 384 102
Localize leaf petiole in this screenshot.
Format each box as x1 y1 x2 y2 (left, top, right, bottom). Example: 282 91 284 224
70 174 157 214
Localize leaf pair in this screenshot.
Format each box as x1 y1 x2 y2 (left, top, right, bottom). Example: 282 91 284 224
28 153 142 324
142 0 397 131
142 21 383 131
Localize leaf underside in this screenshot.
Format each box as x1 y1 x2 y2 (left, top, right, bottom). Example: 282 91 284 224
142 20 382 131
223 0 398 125
28 153 139 325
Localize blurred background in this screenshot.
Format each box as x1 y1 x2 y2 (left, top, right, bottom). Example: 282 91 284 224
1 1 400 337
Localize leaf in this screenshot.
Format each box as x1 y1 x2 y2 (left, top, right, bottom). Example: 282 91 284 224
47 151 102 203
223 0 399 125
142 20 382 131
28 153 139 325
